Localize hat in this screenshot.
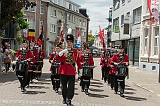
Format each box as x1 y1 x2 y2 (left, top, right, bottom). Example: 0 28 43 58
22 40 28 44
66 34 74 42
56 41 63 48
82 42 89 50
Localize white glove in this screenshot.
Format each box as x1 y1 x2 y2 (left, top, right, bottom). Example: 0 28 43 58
59 49 68 57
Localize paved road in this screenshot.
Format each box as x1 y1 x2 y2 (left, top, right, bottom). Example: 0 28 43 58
0 58 160 106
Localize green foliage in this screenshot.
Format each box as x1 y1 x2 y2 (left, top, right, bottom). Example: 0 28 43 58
0 0 30 29
89 37 95 47
16 10 29 31
16 35 23 42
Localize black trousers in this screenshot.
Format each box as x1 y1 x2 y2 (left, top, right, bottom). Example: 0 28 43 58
16 71 27 88
80 76 90 90
51 74 60 89
90 69 93 79
60 75 75 100
108 74 111 84
103 67 110 82
26 71 33 85
110 74 115 89
114 76 125 94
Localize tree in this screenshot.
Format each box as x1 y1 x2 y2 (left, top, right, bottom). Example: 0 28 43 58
0 0 35 30
89 37 95 47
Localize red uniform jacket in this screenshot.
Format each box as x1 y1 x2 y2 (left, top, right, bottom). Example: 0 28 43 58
79 52 94 66
58 48 82 76
16 48 35 69
33 48 45 61
109 53 129 75
100 53 110 68
49 51 60 71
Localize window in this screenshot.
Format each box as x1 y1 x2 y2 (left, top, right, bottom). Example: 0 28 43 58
50 24 56 33
122 0 125 5
73 16 75 23
68 14 71 21
79 19 81 26
69 4 72 10
40 2 44 14
133 7 142 24
128 0 131 2
29 19 35 29
113 0 120 10
113 17 119 33
73 5 75 11
30 6 36 12
154 27 159 55
121 15 124 25
144 28 149 54
54 9 57 17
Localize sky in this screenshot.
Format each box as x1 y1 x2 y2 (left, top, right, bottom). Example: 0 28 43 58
71 0 112 35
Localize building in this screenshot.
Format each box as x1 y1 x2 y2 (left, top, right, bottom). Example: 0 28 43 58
24 0 89 57
139 0 160 73
112 0 142 66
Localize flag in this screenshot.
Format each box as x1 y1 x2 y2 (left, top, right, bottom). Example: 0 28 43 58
28 29 35 41
60 17 64 41
77 28 81 42
37 24 44 46
99 26 104 44
99 26 106 50
148 0 159 23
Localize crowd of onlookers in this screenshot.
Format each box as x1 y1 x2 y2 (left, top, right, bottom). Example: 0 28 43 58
0 42 16 73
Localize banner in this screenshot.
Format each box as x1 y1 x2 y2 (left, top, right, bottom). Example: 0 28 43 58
148 0 159 23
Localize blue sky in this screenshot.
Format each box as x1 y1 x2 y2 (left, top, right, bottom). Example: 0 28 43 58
71 0 112 35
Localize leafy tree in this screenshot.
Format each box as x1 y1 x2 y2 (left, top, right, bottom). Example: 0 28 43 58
0 0 35 30
89 37 95 47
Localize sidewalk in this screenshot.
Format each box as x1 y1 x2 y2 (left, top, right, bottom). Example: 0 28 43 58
128 66 160 97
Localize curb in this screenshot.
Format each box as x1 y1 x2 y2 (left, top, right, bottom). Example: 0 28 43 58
129 80 160 97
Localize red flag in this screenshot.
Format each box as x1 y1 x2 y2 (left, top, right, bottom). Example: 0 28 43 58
148 0 159 23
99 26 104 44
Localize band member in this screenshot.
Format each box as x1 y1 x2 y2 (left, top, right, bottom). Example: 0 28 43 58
15 40 35 92
58 34 82 106
100 49 111 83
80 42 94 95
111 45 129 97
33 40 45 79
49 42 62 93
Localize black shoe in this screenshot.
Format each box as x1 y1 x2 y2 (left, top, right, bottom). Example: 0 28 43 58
111 88 114 90
67 99 71 106
81 88 84 92
120 93 124 97
55 89 58 93
62 100 66 104
114 91 117 94
21 87 26 92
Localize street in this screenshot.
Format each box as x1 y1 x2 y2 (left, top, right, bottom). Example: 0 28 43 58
0 58 160 106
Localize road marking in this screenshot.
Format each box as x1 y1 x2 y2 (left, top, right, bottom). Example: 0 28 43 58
130 81 160 98
0 99 111 106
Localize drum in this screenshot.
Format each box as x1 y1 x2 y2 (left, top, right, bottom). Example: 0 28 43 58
116 64 127 76
51 63 60 75
82 65 91 77
16 60 28 72
33 61 43 73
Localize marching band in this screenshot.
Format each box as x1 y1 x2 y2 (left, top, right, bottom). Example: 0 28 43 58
14 29 129 106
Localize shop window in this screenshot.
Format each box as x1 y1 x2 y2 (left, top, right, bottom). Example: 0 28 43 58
154 27 159 56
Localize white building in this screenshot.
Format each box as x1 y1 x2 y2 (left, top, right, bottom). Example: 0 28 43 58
46 0 89 56
139 0 160 73
112 0 142 66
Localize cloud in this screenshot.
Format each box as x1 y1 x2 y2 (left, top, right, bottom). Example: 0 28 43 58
72 0 112 34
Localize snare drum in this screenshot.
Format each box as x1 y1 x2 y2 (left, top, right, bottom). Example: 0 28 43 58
16 60 28 72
